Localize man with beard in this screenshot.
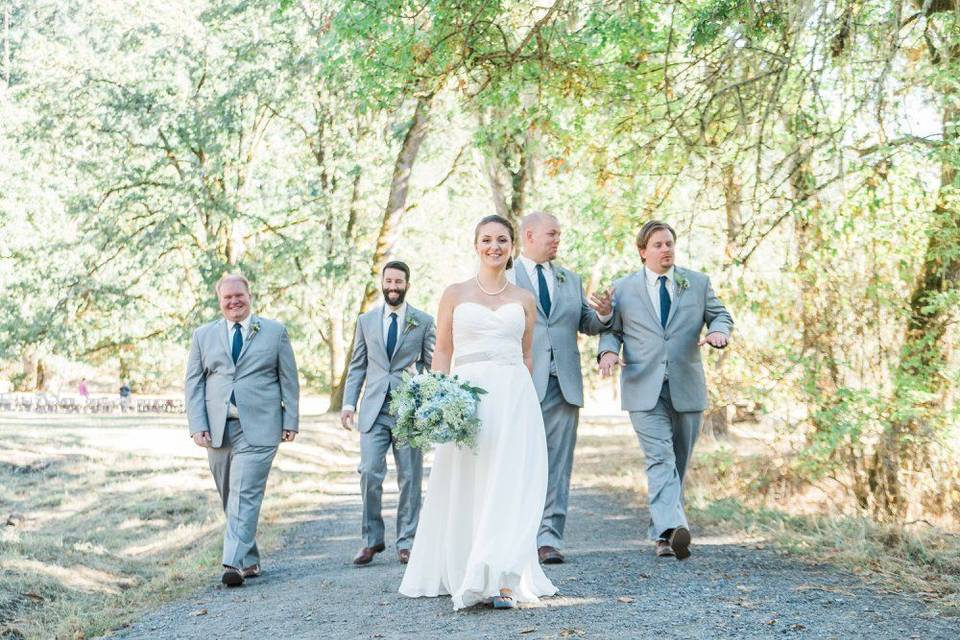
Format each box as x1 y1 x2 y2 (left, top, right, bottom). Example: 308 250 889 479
342 261 436 565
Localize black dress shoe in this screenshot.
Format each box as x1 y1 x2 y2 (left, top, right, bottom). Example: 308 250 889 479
221 566 244 586
669 527 691 560
655 539 675 558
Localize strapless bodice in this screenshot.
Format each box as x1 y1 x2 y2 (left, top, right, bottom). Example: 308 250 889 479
452 302 525 367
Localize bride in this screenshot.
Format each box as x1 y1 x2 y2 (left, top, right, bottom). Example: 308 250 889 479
399 214 557 610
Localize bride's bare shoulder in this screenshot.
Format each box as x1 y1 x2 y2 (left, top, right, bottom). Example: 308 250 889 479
440 280 474 304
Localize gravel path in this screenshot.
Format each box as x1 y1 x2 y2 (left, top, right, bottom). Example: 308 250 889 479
106 473 954 639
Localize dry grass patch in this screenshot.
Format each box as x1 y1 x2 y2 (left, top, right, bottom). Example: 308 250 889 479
572 417 960 615
0 412 356 640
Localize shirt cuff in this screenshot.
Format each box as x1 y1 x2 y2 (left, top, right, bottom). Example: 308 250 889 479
597 311 613 324
342 404 355 412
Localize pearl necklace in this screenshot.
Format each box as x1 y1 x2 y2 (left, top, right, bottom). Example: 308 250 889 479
475 275 508 296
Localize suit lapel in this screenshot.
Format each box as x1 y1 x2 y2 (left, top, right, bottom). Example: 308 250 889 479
389 306 417 364
548 263 565 320
635 271 662 329
369 308 388 364
237 315 259 362
665 268 686 329
217 318 232 363
515 260 549 319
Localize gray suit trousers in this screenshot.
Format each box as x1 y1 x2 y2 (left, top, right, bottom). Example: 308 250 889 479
538 374 580 549
207 418 278 568
629 381 702 540
358 407 423 550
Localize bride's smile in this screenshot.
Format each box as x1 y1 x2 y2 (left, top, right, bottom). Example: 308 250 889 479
475 225 513 268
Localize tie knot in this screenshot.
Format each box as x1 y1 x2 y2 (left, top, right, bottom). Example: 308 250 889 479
390 312 397 319
234 323 242 331
536 263 544 271
658 275 667 285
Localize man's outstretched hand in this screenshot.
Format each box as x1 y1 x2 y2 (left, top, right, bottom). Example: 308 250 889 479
698 332 729 349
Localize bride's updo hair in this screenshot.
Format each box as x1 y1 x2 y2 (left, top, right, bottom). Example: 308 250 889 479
474 214 515 270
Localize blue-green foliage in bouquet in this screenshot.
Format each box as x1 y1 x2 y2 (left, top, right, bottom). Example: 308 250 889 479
388 371 487 450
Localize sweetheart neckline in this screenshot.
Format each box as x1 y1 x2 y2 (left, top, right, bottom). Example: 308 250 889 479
454 301 524 314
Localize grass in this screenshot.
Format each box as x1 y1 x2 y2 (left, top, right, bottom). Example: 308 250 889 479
1 412 958 638
573 418 960 616
0 412 357 639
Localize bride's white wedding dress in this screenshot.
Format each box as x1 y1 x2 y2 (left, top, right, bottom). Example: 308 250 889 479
399 301 557 609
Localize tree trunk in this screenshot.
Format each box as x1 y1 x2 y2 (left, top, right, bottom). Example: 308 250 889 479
35 358 47 391
482 150 512 219
789 132 841 408
722 162 742 262
873 98 960 519
15 348 36 391
329 312 345 389
509 135 531 225
703 161 743 439
328 95 433 411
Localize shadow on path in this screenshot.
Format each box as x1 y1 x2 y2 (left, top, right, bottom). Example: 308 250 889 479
107 482 955 640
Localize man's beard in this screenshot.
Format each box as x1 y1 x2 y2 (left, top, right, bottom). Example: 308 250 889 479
382 288 406 306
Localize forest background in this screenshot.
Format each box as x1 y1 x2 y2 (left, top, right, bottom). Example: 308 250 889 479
1 0 959 593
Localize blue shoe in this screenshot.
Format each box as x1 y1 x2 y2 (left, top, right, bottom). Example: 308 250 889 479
492 594 515 609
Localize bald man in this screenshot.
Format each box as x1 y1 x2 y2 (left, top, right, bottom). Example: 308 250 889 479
508 212 613 564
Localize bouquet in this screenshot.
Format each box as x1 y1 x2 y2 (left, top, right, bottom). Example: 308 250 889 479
388 371 487 450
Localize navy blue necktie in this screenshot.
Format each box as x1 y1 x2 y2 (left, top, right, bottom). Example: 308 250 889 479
658 275 671 328
231 323 243 363
536 264 552 316
230 323 242 406
386 312 398 359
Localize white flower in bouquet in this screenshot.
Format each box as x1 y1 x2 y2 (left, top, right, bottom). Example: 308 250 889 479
388 371 487 450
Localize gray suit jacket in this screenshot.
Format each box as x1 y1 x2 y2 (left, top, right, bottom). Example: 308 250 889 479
344 304 436 433
513 263 610 407
599 267 733 413
185 315 300 447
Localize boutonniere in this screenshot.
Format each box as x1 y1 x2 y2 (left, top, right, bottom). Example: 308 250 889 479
250 320 261 334
404 316 420 332
675 274 690 290
556 270 567 284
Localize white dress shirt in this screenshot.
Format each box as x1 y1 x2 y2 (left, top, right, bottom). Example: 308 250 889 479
515 255 556 301
343 302 407 414
509 255 612 324
645 266 676 321
225 313 252 418
382 302 407 345
225 313 253 345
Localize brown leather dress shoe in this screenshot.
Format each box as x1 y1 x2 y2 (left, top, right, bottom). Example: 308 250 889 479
669 527 691 560
352 542 386 565
655 539 676 558
398 549 411 564
242 564 261 579
221 566 244 586
538 545 565 564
